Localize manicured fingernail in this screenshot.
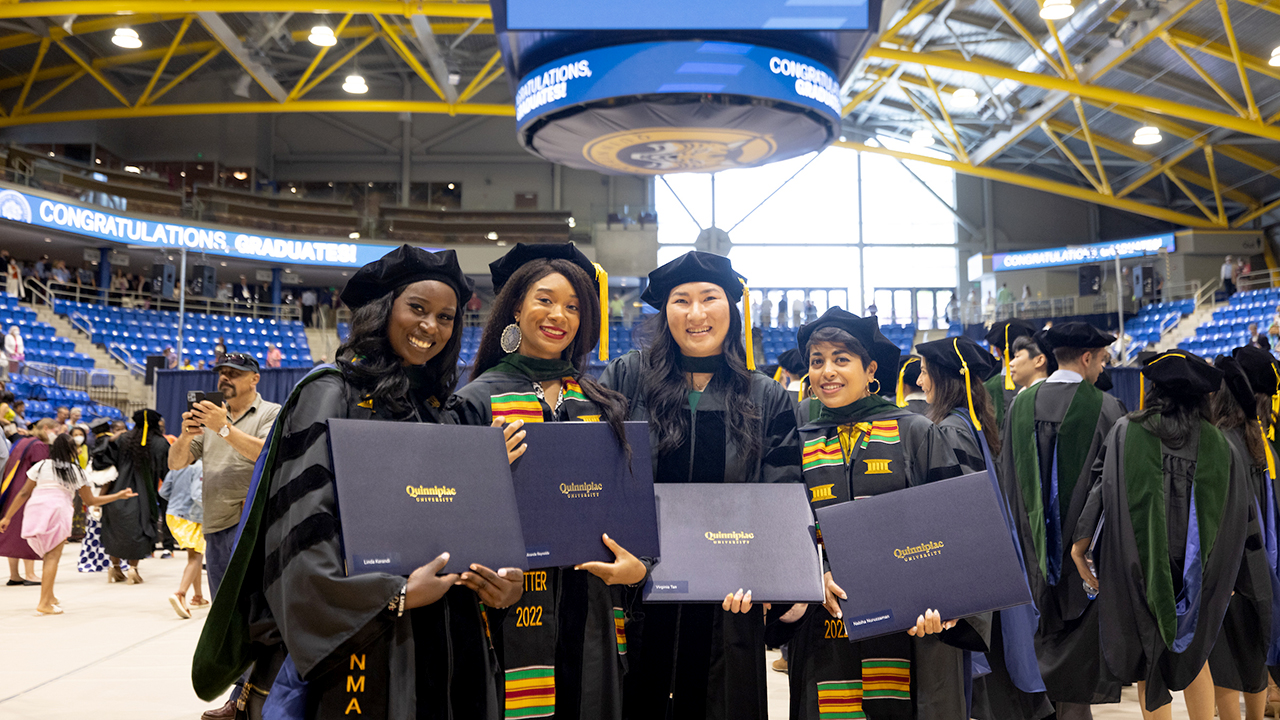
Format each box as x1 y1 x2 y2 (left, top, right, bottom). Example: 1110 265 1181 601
837 611 842 618
603 533 610 540
440 552 449 561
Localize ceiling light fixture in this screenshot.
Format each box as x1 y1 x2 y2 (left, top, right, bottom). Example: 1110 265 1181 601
124 165 141 174
348 232 360 239
447 183 455 190
112 27 142 49
567 217 576 228
232 171 248 181
487 231 499 240
951 87 979 108
1270 46 1280 67
1039 0 1074 19
342 74 368 94
910 129 935 147
1132 125 1162 145
308 25 336 47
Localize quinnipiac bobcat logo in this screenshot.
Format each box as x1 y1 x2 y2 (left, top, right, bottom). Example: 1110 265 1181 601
583 128 777 174
0 190 32 224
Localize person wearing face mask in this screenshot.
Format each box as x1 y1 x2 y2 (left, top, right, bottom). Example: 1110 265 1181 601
453 242 638 720
192 245 526 720
772 309 976 720
598 251 802 720
915 337 1048 720
92 409 169 585
0 417 57 586
69 425 89 467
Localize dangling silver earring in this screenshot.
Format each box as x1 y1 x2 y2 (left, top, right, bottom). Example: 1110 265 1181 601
500 323 522 354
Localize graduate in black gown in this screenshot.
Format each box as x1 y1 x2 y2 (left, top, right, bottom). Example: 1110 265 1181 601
777 347 808 398
1073 351 1255 719
773 309 983 720
191 246 525 720
915 336 1051 720
1008 334 1055 394
94 409 169 576
999 322 1126 719
597 251 802 720
895 355 930 416
452 242 639 720
985 320 1037 427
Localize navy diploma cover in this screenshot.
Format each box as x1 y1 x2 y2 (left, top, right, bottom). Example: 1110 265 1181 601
815 471 1033 641
644 483 825 603
327 419 529 576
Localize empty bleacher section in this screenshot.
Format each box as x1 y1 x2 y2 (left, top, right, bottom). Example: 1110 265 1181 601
53 299 313 369
1180 288 1280 358
6 374 126 424
0 295 95 369
7 145 184 217
194 185 361 239
382 207 574 245
1124 299 1196 349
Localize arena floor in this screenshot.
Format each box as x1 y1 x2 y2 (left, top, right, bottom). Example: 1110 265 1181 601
0 548 1198 720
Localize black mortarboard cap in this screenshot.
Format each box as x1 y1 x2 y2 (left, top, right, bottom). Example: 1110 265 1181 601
489 241 598 295
1044 321 1115 349
985 319 1037 351
915 336 999 381
1141 351 1223 398
340 245 473 310
899 355 922 388
1232 345 1279 396
797 308 899 397
640 251 746 309
1094 368 1113 392
777 347 807 376
1215 355 1257 420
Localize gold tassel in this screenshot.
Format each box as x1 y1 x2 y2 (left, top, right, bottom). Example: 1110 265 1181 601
594 263 609 362
740 280 755 371
1271 365 1279 441
799 374 809 403
954 339 982 431
1139 379 1145 411
1266 434 1277 480
1003 323 1015 391
141 413 148 446
896 357 918 408
773 367 784 383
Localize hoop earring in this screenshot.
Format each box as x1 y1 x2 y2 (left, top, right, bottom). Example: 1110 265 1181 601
500 323 522 354
868 378 881 395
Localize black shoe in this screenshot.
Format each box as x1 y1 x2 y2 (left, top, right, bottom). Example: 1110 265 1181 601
6 579 38 586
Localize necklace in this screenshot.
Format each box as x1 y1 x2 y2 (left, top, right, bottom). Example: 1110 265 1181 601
531 380 566 412
688 374 712 392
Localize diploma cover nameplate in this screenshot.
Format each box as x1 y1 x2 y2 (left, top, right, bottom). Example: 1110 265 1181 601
643 483 824 603
328 419 529 576
510 421 659 569
815 471 1033 641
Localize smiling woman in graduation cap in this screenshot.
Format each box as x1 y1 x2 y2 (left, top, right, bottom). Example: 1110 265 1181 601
452 241 637 720
596 251 802 720
1073 351 1255 719
774 308 987 720
191 245 525 720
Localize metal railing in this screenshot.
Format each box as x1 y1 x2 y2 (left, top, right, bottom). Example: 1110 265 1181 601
30 278 303 322
107 343 145 377
1235 269 1279 294
1194 278 1221 310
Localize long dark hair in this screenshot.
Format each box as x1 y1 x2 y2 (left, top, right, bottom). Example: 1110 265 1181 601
1211 383 1266 467
48 433 85 489
925 361 1001 456
336 282 464 413
471 258 631 450
639 295 760 460
1129 384 1211 450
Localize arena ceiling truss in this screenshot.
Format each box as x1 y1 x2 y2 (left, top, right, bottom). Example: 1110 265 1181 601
0 1 1273 228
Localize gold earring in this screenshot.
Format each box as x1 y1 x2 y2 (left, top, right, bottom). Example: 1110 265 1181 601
868 378 881 395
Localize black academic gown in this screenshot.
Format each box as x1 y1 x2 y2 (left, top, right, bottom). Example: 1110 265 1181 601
1207 427 1272 694
598 351 802 720
984 374 1016 429
93 433 168 560
1082 417 1254 711
453 369 628 720
191 366 502 720
999 378 1126 705
773 405 989 720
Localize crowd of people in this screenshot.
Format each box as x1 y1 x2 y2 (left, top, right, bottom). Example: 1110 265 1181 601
2 243 1277 720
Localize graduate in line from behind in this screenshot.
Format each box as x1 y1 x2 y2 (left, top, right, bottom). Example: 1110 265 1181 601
985 320 1037 427
895 355 930 416
771 308 981 720
1073 351 1256 720
191 246 526 720
598 252 802 720
916 336 1050 720
452 242 639 720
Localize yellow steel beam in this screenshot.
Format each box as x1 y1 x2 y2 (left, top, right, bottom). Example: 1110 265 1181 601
1215 0 1260 120
1072 97 1109 195
0 40 219 92
296 32 379 98
0 14 184 53
1233 196 1280 227
832 139 1219 227
0 100 514 129
1116 143 1199 198
1164 169 1221 224
986 0 1068 78
146 46 221 105
900 86 964 159
882 0 948 43
374 14 446 101
1166 29 1280 83
1205 145 1226 224
288 13 353 101
53 38 130 107
1234 0 1280 18
843 70 895 116
137 14 193 108
1087 0 1206 80
1044 19 1078 81
867 47 1280 142
24 69 85 114
0 2 492 19
459 49 501 105
1040 120 1104 192
1160 33 1247 117
13 37 49 116
921 68 969 163
457 64 504 103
